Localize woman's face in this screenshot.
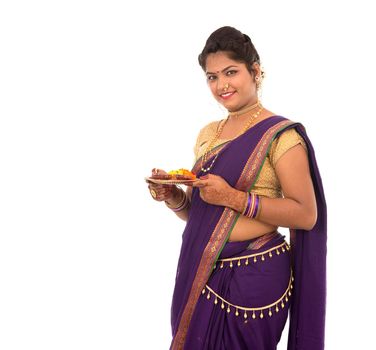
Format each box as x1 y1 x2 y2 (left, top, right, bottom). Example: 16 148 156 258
205 51 259 112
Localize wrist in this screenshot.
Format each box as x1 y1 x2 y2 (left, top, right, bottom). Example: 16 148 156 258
165 186 190 212
165 186 183 206
226 188 247 213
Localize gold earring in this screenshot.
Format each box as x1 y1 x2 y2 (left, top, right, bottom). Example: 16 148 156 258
255 76 261 90
255 77 263 99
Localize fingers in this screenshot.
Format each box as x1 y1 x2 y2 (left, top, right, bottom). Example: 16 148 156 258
149 183 171 190
192 181 207 188
148 183 174 201
151 168 168 176
192 179 207 188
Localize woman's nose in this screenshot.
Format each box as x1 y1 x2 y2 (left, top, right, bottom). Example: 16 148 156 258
217 77 229 92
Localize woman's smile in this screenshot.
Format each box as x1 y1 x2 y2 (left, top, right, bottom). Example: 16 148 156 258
219 91 236 100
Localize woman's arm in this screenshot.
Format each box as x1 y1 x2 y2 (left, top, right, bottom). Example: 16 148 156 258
165 186 192 221
195 144 317 230
260 144 317 230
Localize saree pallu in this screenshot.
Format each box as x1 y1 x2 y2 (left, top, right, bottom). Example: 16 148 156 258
170 116 327 350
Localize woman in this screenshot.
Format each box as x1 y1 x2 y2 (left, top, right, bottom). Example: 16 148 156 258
147 26 326 350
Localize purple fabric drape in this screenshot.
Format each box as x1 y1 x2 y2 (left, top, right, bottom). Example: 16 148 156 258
285 124 327 350
184 232 292 349
169 117 327 350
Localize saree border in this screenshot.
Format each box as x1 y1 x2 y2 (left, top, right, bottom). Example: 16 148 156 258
172 119 295 350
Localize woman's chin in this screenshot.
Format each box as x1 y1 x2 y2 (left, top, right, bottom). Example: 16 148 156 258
219 100 237 112
224 104 239 113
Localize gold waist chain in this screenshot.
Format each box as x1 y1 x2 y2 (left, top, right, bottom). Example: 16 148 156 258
214 241 290 269
201 241 293 320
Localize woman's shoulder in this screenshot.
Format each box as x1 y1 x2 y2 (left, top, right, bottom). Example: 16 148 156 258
193 119 223 160
198 119 222 134
195 119 223 141
269 122 307 167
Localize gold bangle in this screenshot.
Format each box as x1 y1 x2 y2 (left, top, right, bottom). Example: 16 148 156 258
165 188 186 209
255 196 262 219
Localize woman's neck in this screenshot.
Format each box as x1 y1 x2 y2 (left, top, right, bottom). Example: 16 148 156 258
228 100 260 118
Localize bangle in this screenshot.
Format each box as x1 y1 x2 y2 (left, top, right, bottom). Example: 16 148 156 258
242 192 251 215
242 192 261 219
165 188 190 212
255 195 262 219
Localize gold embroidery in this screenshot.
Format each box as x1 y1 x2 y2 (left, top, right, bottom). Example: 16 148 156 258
194 121 306 198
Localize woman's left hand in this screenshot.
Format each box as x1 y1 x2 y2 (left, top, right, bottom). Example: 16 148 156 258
192 174 234 206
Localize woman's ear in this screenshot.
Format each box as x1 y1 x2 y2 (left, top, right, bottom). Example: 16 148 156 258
251 62 261 80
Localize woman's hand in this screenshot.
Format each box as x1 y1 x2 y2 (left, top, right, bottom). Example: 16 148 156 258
147 168 177 202
192 174 235 207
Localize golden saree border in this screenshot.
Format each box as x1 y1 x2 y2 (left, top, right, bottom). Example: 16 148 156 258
237 120 296 191
172 120 295 350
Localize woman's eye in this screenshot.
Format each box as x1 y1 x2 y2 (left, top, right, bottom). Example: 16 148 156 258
207 75 217 81
226 70 237 76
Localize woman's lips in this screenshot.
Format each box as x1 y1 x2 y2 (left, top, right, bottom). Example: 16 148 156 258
219 91 236 100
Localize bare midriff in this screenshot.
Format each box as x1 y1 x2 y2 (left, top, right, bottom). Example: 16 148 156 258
228 215 278 242
185 186 277 242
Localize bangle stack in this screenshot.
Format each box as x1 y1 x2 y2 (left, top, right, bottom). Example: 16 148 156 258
242 192 262 219
165 188 190 212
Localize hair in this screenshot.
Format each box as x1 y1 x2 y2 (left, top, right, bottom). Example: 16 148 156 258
198 26 263 78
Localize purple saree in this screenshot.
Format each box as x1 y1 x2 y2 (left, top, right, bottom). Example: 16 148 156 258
170 116 327 350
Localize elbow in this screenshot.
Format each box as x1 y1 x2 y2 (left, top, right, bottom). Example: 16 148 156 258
301 207 317 231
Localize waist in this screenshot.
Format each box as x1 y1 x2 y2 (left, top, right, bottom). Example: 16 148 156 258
228 215 278 242
219 230 284 260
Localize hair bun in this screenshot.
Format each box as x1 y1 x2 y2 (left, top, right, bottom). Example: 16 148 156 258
243 34 251 43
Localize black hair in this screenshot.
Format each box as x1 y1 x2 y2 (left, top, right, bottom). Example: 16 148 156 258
198 26 263 78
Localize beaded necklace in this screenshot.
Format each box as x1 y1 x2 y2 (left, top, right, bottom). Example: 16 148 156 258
200 101 264 173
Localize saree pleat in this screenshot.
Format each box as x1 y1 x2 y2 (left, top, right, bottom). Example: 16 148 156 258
185 234 290 350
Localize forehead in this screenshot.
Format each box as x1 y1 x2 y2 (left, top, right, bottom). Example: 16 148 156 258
205 51 243 72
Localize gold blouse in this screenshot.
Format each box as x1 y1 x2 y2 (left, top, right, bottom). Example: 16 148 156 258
193 120 307 198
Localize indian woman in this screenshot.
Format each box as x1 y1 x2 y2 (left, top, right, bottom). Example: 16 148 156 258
147 26 327 350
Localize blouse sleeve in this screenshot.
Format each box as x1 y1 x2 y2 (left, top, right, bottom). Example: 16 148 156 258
193 129 202 161
269 128 307 168
193 121 221 162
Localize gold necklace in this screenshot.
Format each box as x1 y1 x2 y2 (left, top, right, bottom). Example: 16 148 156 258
200 118 228 173
200 102 264 173
228 101 260 118
235 103 264 138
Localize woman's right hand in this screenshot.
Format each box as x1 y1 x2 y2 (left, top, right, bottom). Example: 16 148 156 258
147 168 177 202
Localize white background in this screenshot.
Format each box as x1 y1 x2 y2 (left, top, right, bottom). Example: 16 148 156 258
1 0 375 349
